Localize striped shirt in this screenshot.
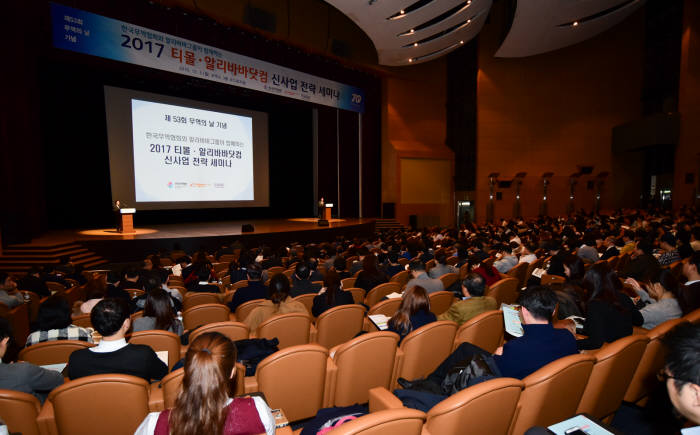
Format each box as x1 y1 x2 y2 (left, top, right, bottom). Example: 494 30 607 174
25 325 94 347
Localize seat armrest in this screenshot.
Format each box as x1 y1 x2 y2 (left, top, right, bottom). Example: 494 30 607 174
180 344 188 360
149 382 164 412
276 426 294 435
309 323 318 343
244 376 258 394
368 387 403 413
37 399 58 435
633 326 649 335
391 347 404 390
324 358 337 408
229 313 237 322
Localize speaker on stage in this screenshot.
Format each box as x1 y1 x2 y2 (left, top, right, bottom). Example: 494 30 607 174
241 224 255 233
317 219 329 227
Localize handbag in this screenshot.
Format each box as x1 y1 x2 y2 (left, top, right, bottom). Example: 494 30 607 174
440 353 498 395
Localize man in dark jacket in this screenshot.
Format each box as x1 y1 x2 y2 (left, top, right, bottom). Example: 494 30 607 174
228 263 268 312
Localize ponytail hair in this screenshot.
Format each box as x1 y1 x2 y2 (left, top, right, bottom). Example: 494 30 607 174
170 332 237 435
269 273 291 305
388 286 430 336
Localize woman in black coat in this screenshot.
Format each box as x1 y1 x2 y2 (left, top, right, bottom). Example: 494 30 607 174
312 270 354 317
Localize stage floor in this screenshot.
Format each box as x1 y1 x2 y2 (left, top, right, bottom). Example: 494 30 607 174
16 218 372 246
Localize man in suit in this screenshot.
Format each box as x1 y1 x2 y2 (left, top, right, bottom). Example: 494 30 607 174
599 236 620 261
228 263 267 312
290 262 322 297
680 252 700 315
404 260 444 295
428 249 457 279
68 298 167 382
438 273 498 325
664 323 700 426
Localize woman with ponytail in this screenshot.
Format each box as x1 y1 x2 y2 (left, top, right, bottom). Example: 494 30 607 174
244 273 307 330
134 332 275 435
387 286 436 343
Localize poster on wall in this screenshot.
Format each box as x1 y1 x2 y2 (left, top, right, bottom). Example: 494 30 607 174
51 2 365 113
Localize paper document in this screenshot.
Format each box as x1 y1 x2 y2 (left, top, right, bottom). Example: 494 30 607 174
155 351 169 366
385 292 403 299
501 303 524 337
368 314 390 331
41 363 67 373
531 268 546 278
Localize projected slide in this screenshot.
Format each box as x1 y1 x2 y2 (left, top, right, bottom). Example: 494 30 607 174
131 100 254 202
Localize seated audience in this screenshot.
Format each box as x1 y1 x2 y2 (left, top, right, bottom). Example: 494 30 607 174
118 267 145 291
308 257 324 282
17 266 50 297
680 252 700 315
133 275 182 313
0 272 23 308
599 236 620 261
428 249 457 279
518 243 538 264
657 233 681 266
311 270 354 317
332 255 351 279
132 289 184 336
471 255 501 287
577 263 643 350
404 260 444 295
663 323 700 427
627 269 682 330
354 255 388 293
622 239 662 282
67 298 168 381
227 263 267 312
387 286 436 343
134 332 275 435
576 236 599 264
0 318 63 403
384 250 404 278
438 273 498 325
619 230 637 255
228 253 251 284
245 274 307 331
26 295 93 347
289 262 322 297
493 244 518 273
79 275 108 314
185 263 220 293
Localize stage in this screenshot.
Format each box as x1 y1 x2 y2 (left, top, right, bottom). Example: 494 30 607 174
16 218 376 264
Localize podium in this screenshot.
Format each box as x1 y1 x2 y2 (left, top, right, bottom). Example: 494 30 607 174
324 203 333 221
119 208 136 233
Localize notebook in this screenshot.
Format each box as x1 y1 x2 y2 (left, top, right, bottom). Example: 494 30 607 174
501 303 524 337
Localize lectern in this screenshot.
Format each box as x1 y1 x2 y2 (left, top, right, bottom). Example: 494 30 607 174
324 203 333 221
119 208 136 233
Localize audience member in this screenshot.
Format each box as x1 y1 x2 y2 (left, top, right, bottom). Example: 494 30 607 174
289 262 322 297
132 288 184 335
67 298 168 381
0 318 63 403
17 266 50 297
245 274 307 331
663 323 700 426
627 270 682 329
0 272 23 308
311 270 354 317
599 236 620 261
518 243 538 264
354 255 388 293
576 236 599 264
134 332 275 435
621 239 662 282
387 286 436 343
679 252 700 315
493 245 518 273
332 255 351 279
227 263 267 312
438 273 498 325
404 260 444 294
428 249 457 279
26 295 93 347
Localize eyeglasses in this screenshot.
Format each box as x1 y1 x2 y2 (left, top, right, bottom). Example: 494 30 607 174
657 370 691 384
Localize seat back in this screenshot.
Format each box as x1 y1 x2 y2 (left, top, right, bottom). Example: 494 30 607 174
0 389 42 435
624 318 687 403
684 307 700 324
506 263 528 289
341 277 357 289
525 257 545 283
71 313 92 328
577 334 649 420
183 292 221 310
398 321 458 381
125 288 145 299
189 321 250 344
428 291 455 316
256 312 312 349
230 280 249 290
540 274 566 285
390 270 410 288
438 273 459 291
182 303 231 330
161 368 184 409
291 293 317 315
315 304 366 349
128 330 181 370
365 283 401 307
509 354 596 435
423 378 524 435
325 408 425 435
368 298 402 318
48 374 150 435
425 259 436 273
235 299 265 322
256 344 329 422
331 332 399 406
0 302 30 347
459 263 470 280
18 340 93 365
20 290 41 322
347 288 366 304
453 310 504 353
267 266 285 278
63 285 86 307
485 278 519 305
46 281 66 294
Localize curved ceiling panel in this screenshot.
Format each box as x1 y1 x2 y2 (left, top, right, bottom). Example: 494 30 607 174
495 0 645 58
325 0 493 66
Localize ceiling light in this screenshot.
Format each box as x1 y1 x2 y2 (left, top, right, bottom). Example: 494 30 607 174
460 40 464 44
410 29 414 33
573 21 579 27
408 58 413 62
400 9 405 14
414 42 418 47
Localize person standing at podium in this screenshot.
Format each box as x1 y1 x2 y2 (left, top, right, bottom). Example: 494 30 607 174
318 197 325 220
113 200 123 232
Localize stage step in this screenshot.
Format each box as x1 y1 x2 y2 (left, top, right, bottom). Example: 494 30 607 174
0 242 108 275
374 219 407 231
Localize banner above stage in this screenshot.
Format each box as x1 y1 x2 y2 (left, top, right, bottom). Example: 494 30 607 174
50 3 365 113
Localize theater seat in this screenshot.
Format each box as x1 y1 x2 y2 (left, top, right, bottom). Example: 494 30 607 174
364 283 401 307
577 334 649 421
327 331 399 407
624 318 687 404
506 263 528 289
315 304 366 349
684 307 700 324
47 374 150 435
182 303 230 330
452 309 504 353
70 313 92 328
291 293 316 315
128 330 181 370
364 299 402 332
188 320 249 343
389 270 410 288
254 344 329 422
0 389 42 435
323 408 425 435
346 288 366 304
509 353 596 435
428 291 455 316
254 312 313 349
235 299 265 322
485 278 519 305
182 292 221 310
18 340 94 365
395 321 457 388
438 273 459 293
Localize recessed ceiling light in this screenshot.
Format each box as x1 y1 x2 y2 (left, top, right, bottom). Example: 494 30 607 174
573 21 579 26
460 40 464 44
410 29 415 33
414 42 418 47
408 58 413 62
400 9 405 14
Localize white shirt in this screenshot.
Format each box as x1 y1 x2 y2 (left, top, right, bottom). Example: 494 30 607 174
89 338 128 353
133 396 275 435
519 253 537 264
